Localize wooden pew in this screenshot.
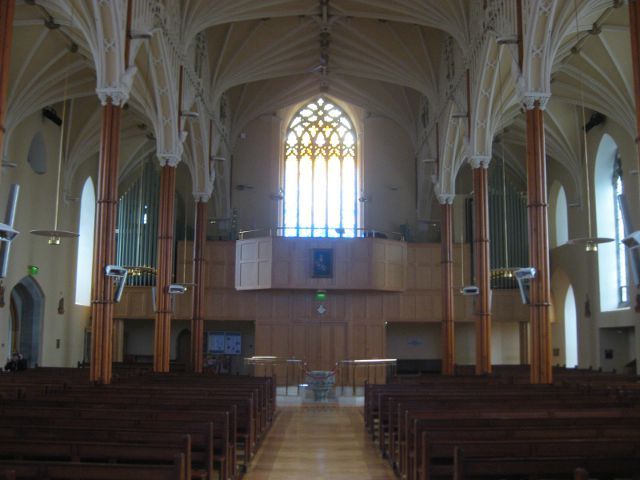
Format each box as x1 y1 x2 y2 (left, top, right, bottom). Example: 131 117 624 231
0 454 185 480
452 441 640 480
0 436 197 480
368 369 640 480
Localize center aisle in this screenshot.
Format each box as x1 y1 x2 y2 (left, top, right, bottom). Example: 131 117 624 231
245 405 396 480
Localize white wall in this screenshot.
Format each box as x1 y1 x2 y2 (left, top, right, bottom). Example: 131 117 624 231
386 321 520 365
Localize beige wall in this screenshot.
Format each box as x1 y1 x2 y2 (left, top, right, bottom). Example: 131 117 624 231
548 114 639 373
231 101 418 237
0 110 87 367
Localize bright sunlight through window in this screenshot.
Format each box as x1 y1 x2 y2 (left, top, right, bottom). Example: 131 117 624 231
283 98 357 237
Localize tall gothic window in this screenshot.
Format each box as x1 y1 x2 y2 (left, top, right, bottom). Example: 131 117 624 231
75 178 95 306
613 154 628 305
595 134 629 311
283 98 357 237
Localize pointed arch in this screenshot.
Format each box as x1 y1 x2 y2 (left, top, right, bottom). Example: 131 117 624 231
549 181 569 247
75 177 96 306
595 134 628 311
10 276 45 367
283 97 358 237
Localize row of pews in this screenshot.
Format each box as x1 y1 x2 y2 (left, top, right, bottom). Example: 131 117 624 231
0 366 276 480
366 365 640 480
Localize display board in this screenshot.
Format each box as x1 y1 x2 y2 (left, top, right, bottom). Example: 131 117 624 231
207 331 242 355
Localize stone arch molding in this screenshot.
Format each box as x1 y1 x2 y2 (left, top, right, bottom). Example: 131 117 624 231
433 101 468 201
520 0 558 99
469 35 520 163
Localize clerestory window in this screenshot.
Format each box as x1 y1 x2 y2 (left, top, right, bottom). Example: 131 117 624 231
283 98 357 237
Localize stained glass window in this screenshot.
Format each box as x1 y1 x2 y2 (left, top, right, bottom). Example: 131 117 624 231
283 98 357 237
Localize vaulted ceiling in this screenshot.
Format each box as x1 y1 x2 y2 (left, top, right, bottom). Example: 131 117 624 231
4 0 635 217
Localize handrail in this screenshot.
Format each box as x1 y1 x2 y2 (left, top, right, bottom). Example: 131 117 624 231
244 357 306 395
337 358 398 395
238 227 405 241
245 356 397 396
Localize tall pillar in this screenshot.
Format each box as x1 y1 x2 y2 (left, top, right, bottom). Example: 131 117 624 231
90 101 122 384
112 318 125 363
0 0 15 173
440 197 455 375
154 163 177 373
190 197 208 373
525 97 552 384
470 156 492 375
519 321 529 365
630 1 640 156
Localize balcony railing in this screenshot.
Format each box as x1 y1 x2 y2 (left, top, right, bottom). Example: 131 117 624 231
237 227 405 241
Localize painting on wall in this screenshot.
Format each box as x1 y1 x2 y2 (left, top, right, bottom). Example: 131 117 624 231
312 248 333 278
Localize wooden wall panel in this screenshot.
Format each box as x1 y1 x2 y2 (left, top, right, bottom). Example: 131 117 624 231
118 241 529 382
292 324 307 360
351 325 367 358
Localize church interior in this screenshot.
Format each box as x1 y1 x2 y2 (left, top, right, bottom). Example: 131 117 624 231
1 0 640 479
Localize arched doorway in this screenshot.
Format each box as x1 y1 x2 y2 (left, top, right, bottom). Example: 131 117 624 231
10 276 45 367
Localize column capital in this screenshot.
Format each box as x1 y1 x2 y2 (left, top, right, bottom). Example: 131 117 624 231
193 191 211 203
96 67 137 107
157 153 181 167
469 155 491 169
437 194 455 205
522 92 551 111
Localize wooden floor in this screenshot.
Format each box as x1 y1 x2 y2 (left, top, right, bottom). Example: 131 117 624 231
245 405 396 480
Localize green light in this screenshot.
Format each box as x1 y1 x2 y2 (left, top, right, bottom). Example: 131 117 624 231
315 290 327 301
27 265 39 276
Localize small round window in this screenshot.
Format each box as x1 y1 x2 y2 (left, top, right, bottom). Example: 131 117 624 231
27 131 47 174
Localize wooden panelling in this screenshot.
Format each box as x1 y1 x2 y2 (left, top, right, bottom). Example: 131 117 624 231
235 237 273 290
234 237 408 291
119 241 529 375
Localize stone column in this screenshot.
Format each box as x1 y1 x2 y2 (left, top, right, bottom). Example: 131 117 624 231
190 196 208 373
154 162 177 373
470 156 492 375
90 100 122 384
525 95 552 384
0 0 15 175
439 195 455 375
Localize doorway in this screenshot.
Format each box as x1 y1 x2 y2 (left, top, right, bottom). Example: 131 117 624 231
10 276 45 367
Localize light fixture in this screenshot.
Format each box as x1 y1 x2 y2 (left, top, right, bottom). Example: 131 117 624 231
495 36 518 45
567 1 613 252
31 60 79 245
128 31 152 40
269 188 284 201
180 110 199 119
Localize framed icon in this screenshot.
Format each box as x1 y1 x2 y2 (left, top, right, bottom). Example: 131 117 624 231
312 248 333 278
